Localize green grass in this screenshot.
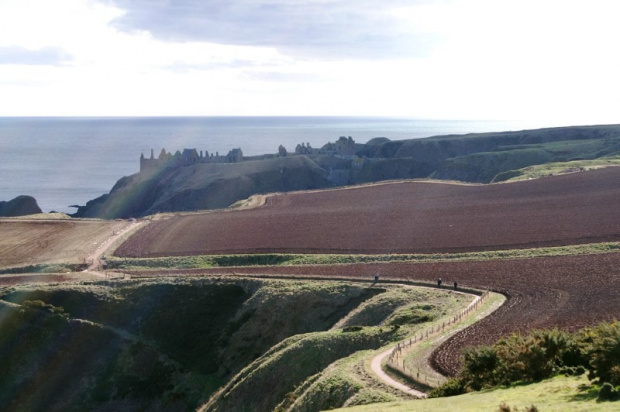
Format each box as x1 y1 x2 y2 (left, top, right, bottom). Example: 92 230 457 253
336 374 617 411
108 242 620 271
495 155 620 182
199 284 470 411
0 277 391 411
438 136 620 183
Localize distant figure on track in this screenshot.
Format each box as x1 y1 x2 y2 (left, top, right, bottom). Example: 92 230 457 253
374 274 379 283
437 278 442 288
454 281 458 290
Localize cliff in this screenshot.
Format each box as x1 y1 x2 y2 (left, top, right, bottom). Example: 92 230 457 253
0 195 42 217
73 155 332 219
74 125 620 219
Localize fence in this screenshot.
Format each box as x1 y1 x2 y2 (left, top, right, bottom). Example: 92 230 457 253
385 289 489 387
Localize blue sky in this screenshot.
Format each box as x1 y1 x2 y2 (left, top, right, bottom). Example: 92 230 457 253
1 0 619 125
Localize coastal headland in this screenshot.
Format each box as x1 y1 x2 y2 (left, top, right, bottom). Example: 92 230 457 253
72 124 620 219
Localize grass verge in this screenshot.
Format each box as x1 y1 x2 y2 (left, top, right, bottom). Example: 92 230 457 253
108 242 620 271
335 374 617 411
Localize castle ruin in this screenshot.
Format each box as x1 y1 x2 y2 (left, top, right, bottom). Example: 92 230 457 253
140 147 243 172
139 136 357 172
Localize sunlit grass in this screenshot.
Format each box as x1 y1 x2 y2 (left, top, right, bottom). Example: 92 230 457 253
335 374 616 412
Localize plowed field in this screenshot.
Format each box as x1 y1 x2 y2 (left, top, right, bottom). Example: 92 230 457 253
115 168 620 257
0 219 131 269
127 251 620 376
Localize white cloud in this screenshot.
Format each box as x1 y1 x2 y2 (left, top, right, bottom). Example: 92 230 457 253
0 46 72 65
0 0 619 124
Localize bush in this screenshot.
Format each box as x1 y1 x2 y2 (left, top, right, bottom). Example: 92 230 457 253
598 382 619 401
342 326 363 333
22 300 67 317
583 321 620 385
428 378 465 397
494 329 580 383
461 346 501 390
432 321 620 399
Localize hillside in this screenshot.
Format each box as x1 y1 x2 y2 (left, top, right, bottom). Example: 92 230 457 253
0 277 456 411
73 124 620 219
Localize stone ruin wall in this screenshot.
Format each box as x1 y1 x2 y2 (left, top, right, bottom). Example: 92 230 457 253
140 147 243 172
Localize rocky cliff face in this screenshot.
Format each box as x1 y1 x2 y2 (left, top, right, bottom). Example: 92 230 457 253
0 195 42 217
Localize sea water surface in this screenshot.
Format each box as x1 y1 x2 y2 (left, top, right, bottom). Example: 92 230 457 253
0 117 546 213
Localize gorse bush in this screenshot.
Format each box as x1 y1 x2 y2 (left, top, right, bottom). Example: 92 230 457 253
582 321 620 386
431 321 620 398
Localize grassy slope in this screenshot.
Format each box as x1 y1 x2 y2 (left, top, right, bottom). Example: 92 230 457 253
0 278 388 411
495 155 620 182
433 138 620 183
201 286 469 411
336 374 618 412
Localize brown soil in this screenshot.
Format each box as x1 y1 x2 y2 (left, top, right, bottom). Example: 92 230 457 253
0 218 132 269
128 251 620 376
115 167 620 257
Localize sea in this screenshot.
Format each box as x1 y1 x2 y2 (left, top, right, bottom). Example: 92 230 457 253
0 116 550 214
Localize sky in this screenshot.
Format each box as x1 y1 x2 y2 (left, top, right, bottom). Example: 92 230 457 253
1 0 620 124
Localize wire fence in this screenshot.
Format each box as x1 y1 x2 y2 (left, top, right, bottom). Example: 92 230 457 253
386 289 489 387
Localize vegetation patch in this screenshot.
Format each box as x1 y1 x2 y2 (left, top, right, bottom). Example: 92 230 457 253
0 263 88 274
429 321 620 399
108 242 620 271
494 154 620 182
336 374 616 412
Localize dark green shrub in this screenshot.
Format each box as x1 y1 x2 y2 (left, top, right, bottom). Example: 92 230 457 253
582 321 620 385
342 326 363 333
22 300 67 317
598 382 619 400
428 378 465 397
461 345 501 390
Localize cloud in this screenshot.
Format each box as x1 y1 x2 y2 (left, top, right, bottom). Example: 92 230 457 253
0 46 72 66
104 0 438 60
163 59 259 72
243 70 323 83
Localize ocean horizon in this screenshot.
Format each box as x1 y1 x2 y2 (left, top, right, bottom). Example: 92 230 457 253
0 116 557 214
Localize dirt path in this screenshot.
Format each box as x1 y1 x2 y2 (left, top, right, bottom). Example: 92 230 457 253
85 219 147 275
371 348 428 398
369 290 500 398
